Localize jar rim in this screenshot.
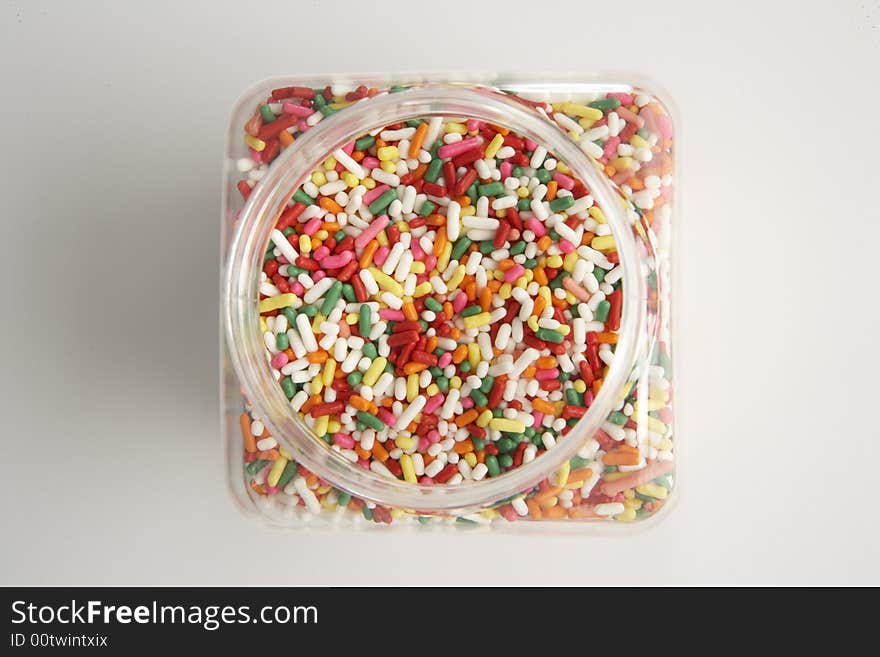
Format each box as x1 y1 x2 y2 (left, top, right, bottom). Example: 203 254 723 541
223 83 645 514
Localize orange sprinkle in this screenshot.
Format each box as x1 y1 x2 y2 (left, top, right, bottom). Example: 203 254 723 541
479 286 492 311
255 448 280 461
355 446 371 460
240 413 257 453
596 332 618 344
568 505 599 519
497 259 517 271
537 235 552 251
522 366 536 379
322 221 341 232
278 130 294 148
453 439 475 454
425 213 446 227
371 441 389 462
536 356 556 369
310 236 322 251
533 486 563 504
319 197 343 214
463 279 476 301
351 150 365 162
543 505 566 519
452 344 468 363
403 362 428 375
566 467 594 487
307 350 328 364
349 395 373 412
531 398 556 415
433 226 447 257
425 336 438 353
476 450 485 464
449 327 461 340
591 379 603 396
546 180 558 201
487 279 502 292
409 122 428 158
603 450 641 466
250 481 267 496
300 394 322 415
455 409 479 427
532 295 547 318
526 498 543 520
443 302 454 320
359 240 379 268
533 267 548 286
403 302 418 322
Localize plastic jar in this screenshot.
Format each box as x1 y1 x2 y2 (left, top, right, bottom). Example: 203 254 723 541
221 74 676 528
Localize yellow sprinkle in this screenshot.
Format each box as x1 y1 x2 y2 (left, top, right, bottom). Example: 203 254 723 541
516 186 529 198
377 146 399 161
425 383 439 397
298 234 311 253
460 204 476 216
563 252 579 272
311 171 327 186
311 313 325 333
485 133 505 159
449 376 462 390
611 157 633 170
636 483 668 500
646 416 668 434
546 255 563 268
259 317 268 333
657 438 674 451
279 447 292 460
564 291 577 305
362 357 387 387
315 229 329 240
323 156 337 170
480 508 499 519
603 471 627 482
557 325 570 336
629 134 649 149
464 452 477 468
524 269 534 282
446 265 466 292
476 409 493 428
578 117 597 130
632 399 666 413
258 293 296 313
322 359 336 386
313 413 328 436
445 122 467 134
341 172 358 188
556 462 570 487
591 235 617 251
588 206 606 223
488 418 526 433
499 282 512 299
615 508 637 522
413 282 433 297
309 377 323 396
396 436 415 451
556 161 571 174
573 380 587 394
345 312 358 325
362 177 376 190
267 457 288 487
370 268 404 296
390 508 405 520
244 134 265 151
410 261 426 274
380 160 396 173
400 454 417 483
376 230 388 247
406 373 419 402
397 221 410 233
437 242 453 272
467 343 481 369
327 420 341 434
562 102 604 120
463 311 493 329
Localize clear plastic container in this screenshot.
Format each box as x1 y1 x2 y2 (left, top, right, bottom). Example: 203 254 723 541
221 74 676 529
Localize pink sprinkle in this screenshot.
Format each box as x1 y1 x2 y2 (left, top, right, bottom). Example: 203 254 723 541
424 255 437 271
419 476 434 485
354 213 389 249
466 119 483 131
411 239 425 260
416 273 429 284
504 264 525 283
613 493 625 503
553 172 575 190
339 322 350 338
582 391 594 406
532 412 544 429
525 217 546 237
312 271 326 283
461 397 474 409
361 156 380 169
607 92 634 106
563 277 591 302
418 436 430 451
373 246 390 266
377 408 396 426
303 217 323 235
438 352 452 368
271 351 289 369
281 102 314 117
342 141 355 155
423 394 445 415
452 291 468 312
524 138 537 151
499 162 512 179
312 246 330 261
362 185 389 206
297 119 310 132
357 458 370 469
248 148 262 163
332 433 355 449
276 255 290 265
379 308 405 321
603 136 621 159
657 115 673 139
321 251 353 269
535 368 559 381
265 484 279 496
437 137 481 159
427 430 441 444
289 282 305 296
559 240 575 254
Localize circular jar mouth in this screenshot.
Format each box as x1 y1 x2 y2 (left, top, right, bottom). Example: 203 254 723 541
224 83 646 515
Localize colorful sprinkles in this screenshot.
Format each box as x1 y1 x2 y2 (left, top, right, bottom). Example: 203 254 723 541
232 82 675 524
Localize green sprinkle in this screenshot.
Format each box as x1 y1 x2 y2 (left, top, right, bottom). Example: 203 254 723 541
276 462 299 489
275 332 289 351
535 168 552 183
485 455 501 477
450 237 472 260
424 158 443 183
496 437 516 453
569 456 591 469
472 437 485 450
361 506 373 521
259 105 276 123
608 412 628 426
595 300 611 322
522 258 538 269
517 198 531 211
535 328 564 343
280 377 296 399
282 307 298 325
589 98 621 111
498 454 513 469
425 297 443 312
389 84 407 93
355 135 375 151
362 342 378 359
509 241 527 256
593 267 606 284
334 230 347 242
466 182 478 204
318 105 336 117
549 196 575 212
356 411 384 431
461 305 484 317
512 166 523 177
565 389 581 405
456 517 478 525
419 200 436 216
417 515 432 524
436 376 449 392
341 283 356 303
347 371 363 386
470 390 488 407
299 304 318 318
246 459 270 476
479 376 494 393
336 491 351 506
359 304 371 336
459 361 472 373
293 189 315 206
368 189 398 215
479 241 495 254
320 280 343 316
477 182 505 197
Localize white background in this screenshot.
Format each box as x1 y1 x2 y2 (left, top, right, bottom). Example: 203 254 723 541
1 0 878 585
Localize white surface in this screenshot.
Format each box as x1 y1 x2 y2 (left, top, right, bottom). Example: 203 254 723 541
1 0 878 585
